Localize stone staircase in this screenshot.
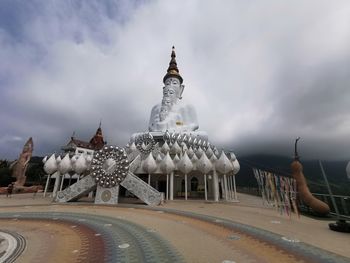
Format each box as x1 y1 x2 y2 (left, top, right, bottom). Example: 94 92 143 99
55 154 163 206
55 174 96 203
121 171 163 206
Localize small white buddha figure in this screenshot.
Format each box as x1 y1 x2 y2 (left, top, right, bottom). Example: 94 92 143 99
149 47 199 132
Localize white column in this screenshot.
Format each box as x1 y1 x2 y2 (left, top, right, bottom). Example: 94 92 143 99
227 175 232 200
185 174 188 200
226 175 230 200
43 174 51 197
166 174 169 200
230 175 234 200
213 170 219 202
220 177 225 200
148 174 151 185
204 174 207 201
233 174 237 200
59 174 65 191
170 172 174 200
52 172 61 198
224 174 230 201
77 174 80 181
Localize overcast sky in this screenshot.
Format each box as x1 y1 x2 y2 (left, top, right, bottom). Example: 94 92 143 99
1 0 350 161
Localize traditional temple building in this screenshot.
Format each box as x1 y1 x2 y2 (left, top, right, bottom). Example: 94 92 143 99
44 124 106 197
61 125 106 155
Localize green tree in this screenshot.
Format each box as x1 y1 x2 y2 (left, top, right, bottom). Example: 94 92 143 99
0 166 13 186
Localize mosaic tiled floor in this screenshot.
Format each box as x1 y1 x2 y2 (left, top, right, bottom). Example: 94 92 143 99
0 206 349 263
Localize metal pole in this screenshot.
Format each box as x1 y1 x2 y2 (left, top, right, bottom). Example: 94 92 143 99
319 160 340 217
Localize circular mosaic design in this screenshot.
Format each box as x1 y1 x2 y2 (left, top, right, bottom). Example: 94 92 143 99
91 145 129 188
135 133 155 155
101 190 112 202
57 192 65 199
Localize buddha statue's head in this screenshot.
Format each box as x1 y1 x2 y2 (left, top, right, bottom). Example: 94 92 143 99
157 47 185 122
162 77 184 107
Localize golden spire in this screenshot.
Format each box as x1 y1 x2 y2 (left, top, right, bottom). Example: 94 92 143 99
163 46 183 84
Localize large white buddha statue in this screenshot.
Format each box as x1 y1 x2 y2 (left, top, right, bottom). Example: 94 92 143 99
149 47 202 134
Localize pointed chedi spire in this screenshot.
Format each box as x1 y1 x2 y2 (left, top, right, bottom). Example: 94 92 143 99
90 122 105 150
163 46 183 84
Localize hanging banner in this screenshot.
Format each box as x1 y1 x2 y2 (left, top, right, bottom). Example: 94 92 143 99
253 168 299 218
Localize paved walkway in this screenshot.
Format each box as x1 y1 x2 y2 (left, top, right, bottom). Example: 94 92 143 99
0 193 349 262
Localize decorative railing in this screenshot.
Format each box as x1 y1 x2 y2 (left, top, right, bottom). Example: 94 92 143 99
238 187 350 219
309 193 350 219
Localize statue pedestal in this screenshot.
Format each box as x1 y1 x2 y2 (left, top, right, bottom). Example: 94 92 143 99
95 186 120 205
130 131 208 143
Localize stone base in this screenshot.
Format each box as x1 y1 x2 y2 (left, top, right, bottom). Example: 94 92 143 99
94 185 119 205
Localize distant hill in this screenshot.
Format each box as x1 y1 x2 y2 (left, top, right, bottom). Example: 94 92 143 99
30 156 44 163
236 154 350 196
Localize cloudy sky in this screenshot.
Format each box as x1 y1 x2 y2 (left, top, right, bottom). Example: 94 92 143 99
1 0 350 161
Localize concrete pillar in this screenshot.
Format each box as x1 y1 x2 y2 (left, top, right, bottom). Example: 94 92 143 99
230 175 234 200
148 174 151 185
170 172 174 200
213 170 219 202
220 177 225 200
59 174 65 191
166 174 169 200
68 175 72 187
233 174 237 200
185 174 188 200
224 174 229 201
52 172 61 198
204 174 207 201
43 174 51 197
227 175 232 200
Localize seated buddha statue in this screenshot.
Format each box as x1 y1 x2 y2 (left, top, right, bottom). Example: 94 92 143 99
149 47 202 134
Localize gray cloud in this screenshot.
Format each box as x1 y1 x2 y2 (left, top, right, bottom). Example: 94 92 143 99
1 0 350 160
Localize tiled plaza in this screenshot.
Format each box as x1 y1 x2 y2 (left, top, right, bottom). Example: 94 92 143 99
0 193 349 263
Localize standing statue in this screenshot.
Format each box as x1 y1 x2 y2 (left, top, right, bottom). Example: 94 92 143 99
11 137 33 187
149 47 200 133
291 137 330 215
